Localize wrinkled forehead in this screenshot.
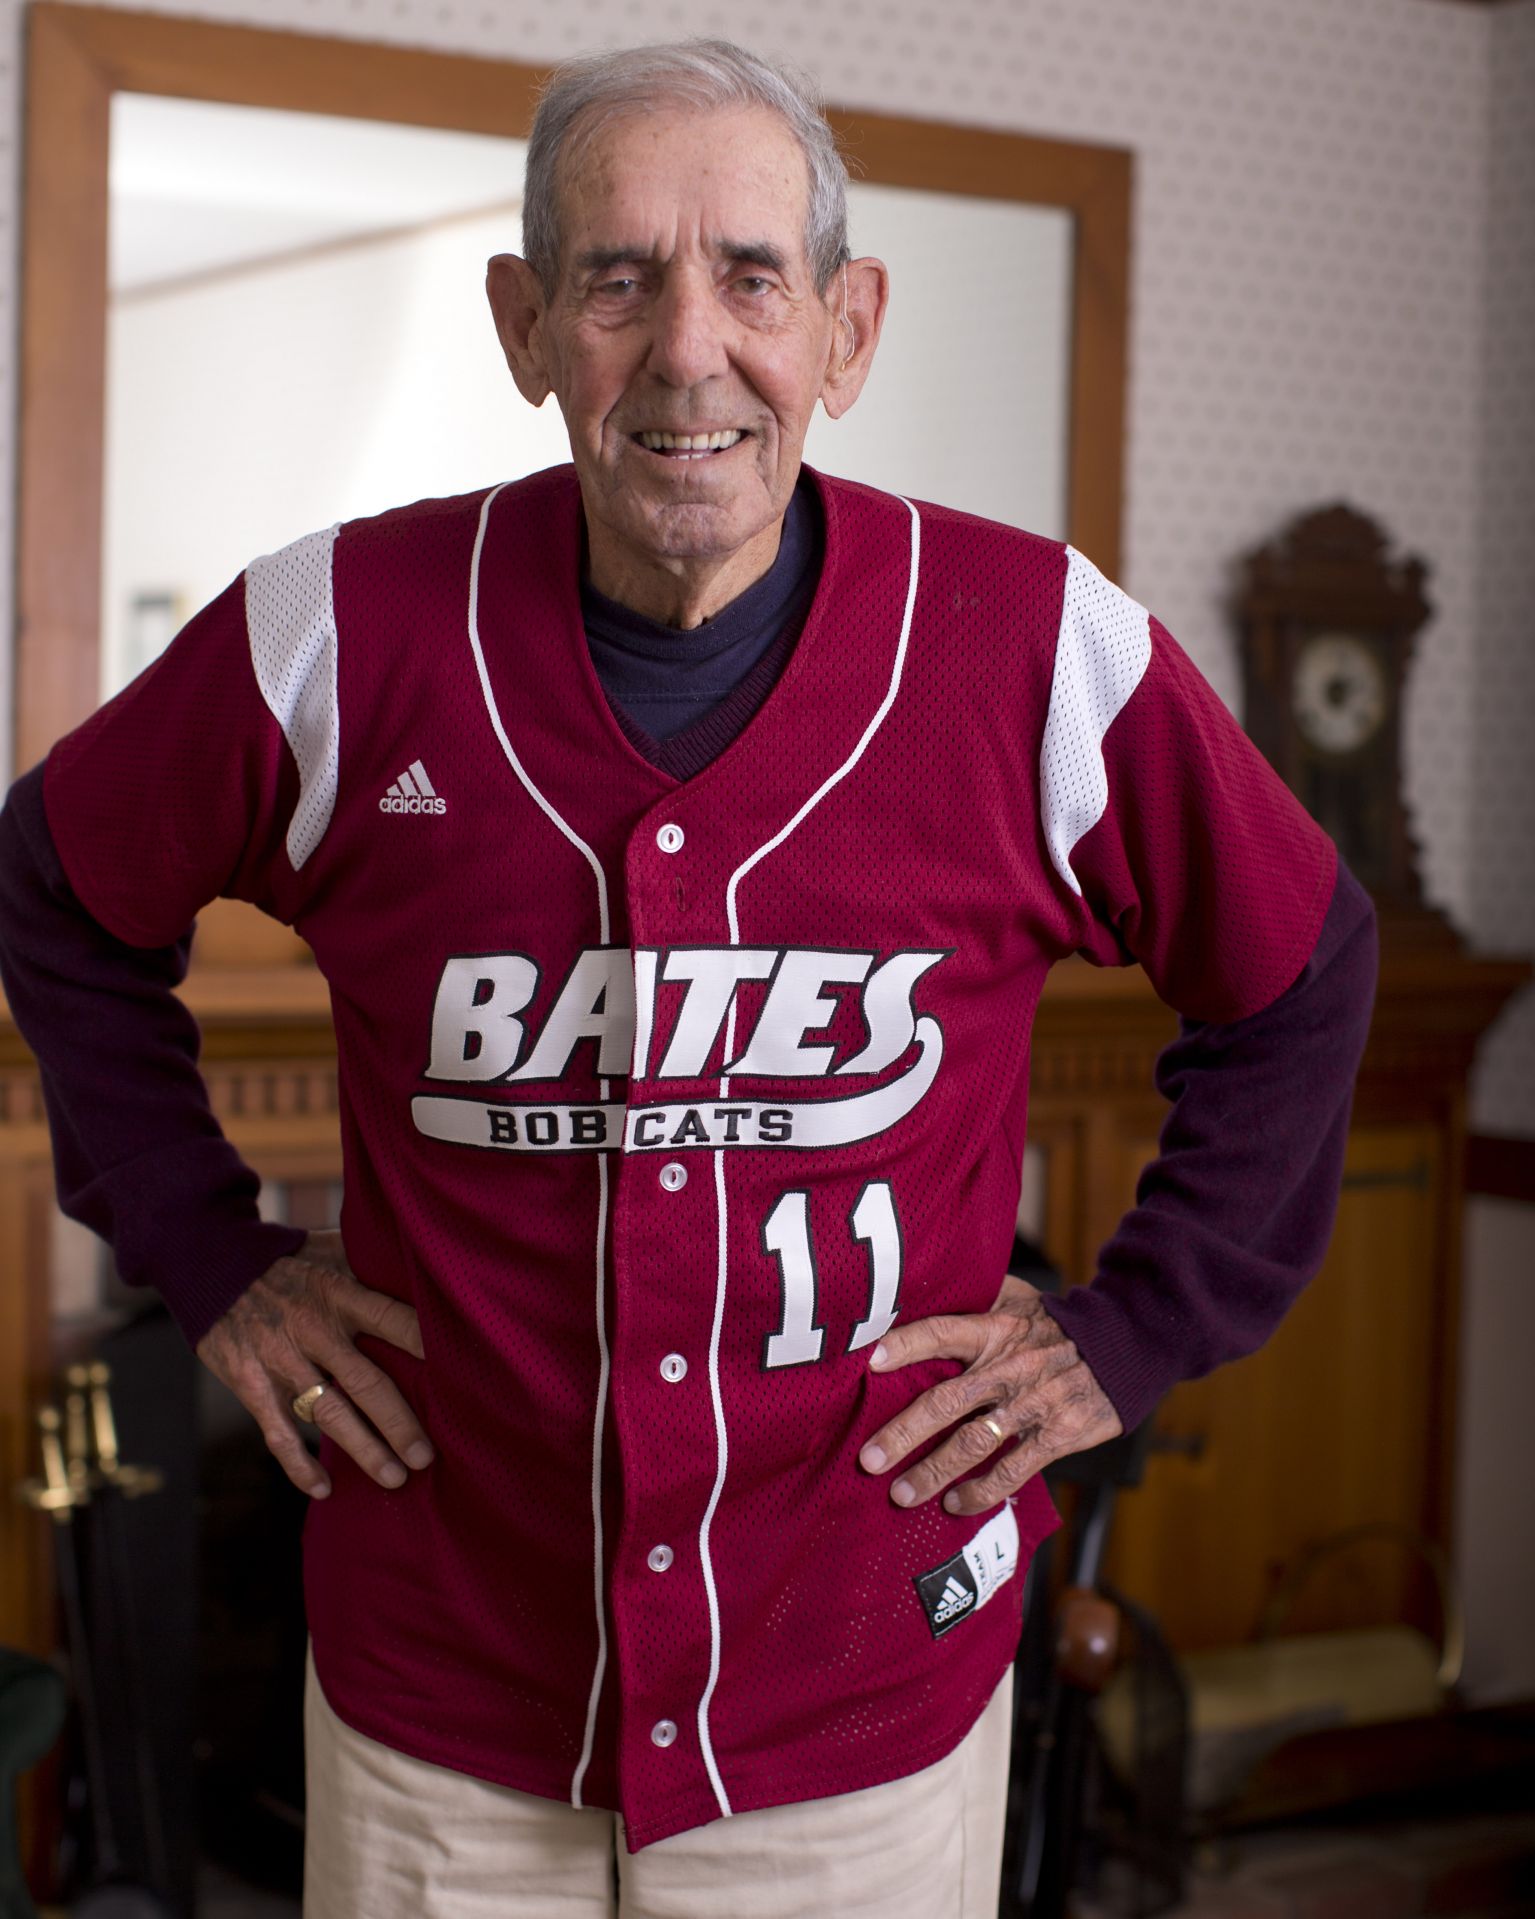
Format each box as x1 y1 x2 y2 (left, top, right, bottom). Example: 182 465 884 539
554 101 814 265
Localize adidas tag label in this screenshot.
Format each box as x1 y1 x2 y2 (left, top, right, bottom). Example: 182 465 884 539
913 1502 1020 1640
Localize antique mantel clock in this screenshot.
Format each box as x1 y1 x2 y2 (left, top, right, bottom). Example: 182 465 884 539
1234 503 1454 941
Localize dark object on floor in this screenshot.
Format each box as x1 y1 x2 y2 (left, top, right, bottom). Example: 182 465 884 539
46 1301 309 1914
45 1319 187 1919
0 1648 67 1919
193 1367 309 1900
1078 1590 1190 1916
71 1889 180 1918
195 1859 301 1918
1001 1238 1182 1919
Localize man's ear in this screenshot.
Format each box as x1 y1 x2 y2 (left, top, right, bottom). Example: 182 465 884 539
820 256 890 421
486 254 554 407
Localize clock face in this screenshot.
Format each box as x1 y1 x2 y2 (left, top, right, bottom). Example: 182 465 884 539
1291 632 1387 756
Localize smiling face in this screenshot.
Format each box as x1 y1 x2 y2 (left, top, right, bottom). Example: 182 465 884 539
488 104 886 624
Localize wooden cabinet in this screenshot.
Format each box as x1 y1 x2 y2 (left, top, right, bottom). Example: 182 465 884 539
1030 941 1527 1651
1105 1123 1443 1649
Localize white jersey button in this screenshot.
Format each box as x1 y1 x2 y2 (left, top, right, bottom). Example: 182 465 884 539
651 1719 678 1748
659 1161 688 1192
647 1544 674 1573
656 822 685 854
659 1352 688 1384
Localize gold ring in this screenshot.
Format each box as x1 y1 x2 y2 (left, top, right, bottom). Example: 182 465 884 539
978 1414 1007 1444
292 1382 330 1424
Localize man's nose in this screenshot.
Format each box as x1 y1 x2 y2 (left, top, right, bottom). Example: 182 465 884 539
645 272 731 387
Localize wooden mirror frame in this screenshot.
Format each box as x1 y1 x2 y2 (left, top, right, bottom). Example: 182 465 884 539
16 0 1131 773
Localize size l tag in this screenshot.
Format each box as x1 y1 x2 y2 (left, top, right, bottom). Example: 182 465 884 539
962 1502 1020 1604
913 1503 1021 1640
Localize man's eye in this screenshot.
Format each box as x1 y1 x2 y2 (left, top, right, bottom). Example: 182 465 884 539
734 275 773 295
593 276 640 297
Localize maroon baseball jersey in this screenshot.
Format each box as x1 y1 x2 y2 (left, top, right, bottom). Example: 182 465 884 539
44 466 1333 1848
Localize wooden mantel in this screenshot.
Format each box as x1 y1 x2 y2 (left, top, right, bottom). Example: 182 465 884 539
1 933 1529 1663
1027 938 1530 1288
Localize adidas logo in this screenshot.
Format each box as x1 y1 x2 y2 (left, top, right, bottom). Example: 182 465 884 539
933 1576 975 1624
379 760 446 815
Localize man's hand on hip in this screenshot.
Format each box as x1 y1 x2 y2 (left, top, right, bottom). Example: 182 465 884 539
195 1228 432 1500
858 1273 1121 1516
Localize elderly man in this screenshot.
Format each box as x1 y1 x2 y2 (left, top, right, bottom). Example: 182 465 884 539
0 36 1375 1919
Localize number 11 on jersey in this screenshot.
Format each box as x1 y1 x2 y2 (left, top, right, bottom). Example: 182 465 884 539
761 1183 903 1370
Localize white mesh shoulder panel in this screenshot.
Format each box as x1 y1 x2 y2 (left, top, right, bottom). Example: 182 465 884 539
1039 545 1153 897
245 524 341 871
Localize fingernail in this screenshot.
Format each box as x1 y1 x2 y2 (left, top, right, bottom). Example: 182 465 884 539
406 1442 434 1469
892 1478 915 1507
311 1479 331 1500
869 1343 888 1368
943 1492 961 1514
380 1463 406 1488
860 1444 886 1473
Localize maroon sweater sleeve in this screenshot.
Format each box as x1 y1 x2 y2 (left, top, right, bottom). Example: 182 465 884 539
1040 859 1378 1431
0 763 305 1347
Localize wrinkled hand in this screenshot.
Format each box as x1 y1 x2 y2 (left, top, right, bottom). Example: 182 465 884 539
859 1273 1121 1516
195 1228 432 1500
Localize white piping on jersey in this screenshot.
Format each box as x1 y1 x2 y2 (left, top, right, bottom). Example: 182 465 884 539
464 483 615 1809
1039 545 1153 898
694 1147 736 1820
570 1150 612 1810
245 523 341 870
467 482 612 945
723 496 923 954
694 495 923 1822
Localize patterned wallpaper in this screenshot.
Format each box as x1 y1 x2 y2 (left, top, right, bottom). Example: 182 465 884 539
0 0 1529 1126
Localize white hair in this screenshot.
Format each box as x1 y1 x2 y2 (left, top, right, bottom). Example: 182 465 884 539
522 39 851 296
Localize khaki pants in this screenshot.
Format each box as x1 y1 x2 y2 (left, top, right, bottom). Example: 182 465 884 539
303 1645 1014 1918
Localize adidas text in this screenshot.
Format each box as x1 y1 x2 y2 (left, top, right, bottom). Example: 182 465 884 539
933 1579 975 1625
379 793 447 815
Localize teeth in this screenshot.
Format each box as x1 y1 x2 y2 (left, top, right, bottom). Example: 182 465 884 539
638 429 745 452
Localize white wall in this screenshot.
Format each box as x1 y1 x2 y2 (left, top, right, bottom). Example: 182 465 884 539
102 206 572 691
803 183 1071 533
